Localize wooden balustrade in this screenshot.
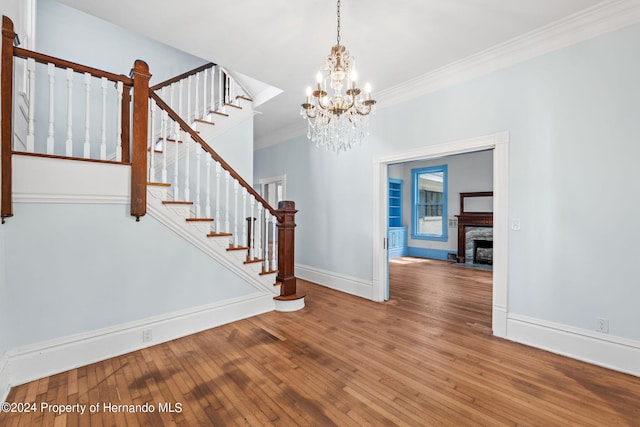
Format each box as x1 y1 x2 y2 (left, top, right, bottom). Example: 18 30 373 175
1 14 299 299
149 91 299 297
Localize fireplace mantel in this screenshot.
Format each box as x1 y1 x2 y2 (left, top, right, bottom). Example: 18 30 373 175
455 192 493 263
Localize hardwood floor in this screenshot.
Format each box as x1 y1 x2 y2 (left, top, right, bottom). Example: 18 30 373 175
2 257 639 426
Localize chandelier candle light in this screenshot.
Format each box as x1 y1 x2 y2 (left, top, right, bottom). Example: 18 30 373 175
301 0 376 152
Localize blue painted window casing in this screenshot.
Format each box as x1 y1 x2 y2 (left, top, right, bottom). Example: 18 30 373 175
411 165 448 241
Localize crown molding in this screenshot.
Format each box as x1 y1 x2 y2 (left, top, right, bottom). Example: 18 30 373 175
255 0 640 150
375 0 640 107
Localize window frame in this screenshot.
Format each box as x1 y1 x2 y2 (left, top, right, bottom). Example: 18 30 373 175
411 165 448 241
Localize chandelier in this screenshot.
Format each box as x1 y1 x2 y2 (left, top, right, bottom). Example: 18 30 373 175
300 0 376 152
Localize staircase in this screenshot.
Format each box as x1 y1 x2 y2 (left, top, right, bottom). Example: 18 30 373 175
0 15 304 312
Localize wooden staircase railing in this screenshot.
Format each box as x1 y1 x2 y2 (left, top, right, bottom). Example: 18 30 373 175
1 15 302 301
150 62 251 128
147 91 303 300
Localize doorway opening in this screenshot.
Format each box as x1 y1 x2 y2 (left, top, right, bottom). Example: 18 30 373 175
259 175 286 207
372 132 509 337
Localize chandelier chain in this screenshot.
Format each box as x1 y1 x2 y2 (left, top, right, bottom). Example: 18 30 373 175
336 0 341 45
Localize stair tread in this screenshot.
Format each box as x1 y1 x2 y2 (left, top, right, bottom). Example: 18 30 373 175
162 201 193 205
194 118 215 126
227 246 250 251
224 103 242 110
236 95 253 102
186 218 214 222
260 269 278 276
244 258 265 265
207 232 233 237
210 110 230 117
148 182 171 187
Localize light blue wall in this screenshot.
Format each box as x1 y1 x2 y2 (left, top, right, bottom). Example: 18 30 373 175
0 0 20 362
36 0 208 85
255 23 640 341
210 117 254 184
0 227 7 358
3 203 257 348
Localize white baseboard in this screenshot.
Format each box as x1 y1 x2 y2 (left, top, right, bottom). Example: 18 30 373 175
5 292 274 392
507 314 640 377
295 264 373 300
492 304 507 338
0 352 9 403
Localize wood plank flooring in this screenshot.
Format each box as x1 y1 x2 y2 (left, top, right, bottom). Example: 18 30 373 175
2 257 639 426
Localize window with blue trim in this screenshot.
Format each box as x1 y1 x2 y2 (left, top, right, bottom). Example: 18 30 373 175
411 165 448 241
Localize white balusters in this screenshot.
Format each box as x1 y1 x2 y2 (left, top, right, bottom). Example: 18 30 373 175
83 72 91 159
256 205 263 262
161 88 168 182
173 123 180 200
224 170 231 234
205 155 212 218
264 212 271 272
169 84 175 116
26 58 35 152
184 135 190 201
178 80 184 120
202 68 208 121
116 81 123 162
210 66 216 114
215 162 221 230
233 180 239 246
193 72 199 121
46 63 55 154
271 213 278 272
100 77 107 160
242 188 248 251
218 67 224 112
65 67 73 156
195 147 202 217
149 100 157 181
249 197 256 259
187 75 192 125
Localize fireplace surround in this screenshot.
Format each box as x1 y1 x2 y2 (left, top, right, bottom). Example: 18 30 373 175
455 191 493 264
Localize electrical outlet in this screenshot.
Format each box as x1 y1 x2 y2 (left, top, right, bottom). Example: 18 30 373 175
596 318 609 334
143 328 153 342
511 219 521 231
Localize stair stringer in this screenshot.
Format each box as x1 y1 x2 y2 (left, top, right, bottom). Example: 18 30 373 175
146 185 280 297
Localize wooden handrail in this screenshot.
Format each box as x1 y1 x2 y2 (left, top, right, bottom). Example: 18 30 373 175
1 16 16 223
149 91 281 221
13 46 133 85
150 62 215 91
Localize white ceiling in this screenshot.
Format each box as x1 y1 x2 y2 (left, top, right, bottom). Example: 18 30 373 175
57 0 604 148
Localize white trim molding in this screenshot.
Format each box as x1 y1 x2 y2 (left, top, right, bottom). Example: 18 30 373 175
296 264 374 300
377 0 640 109
0 352 9 404
373 131 510 337
5 293 274 391
507 314 640 377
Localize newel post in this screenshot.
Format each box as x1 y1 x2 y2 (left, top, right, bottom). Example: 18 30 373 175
275 201 303 298
1 16 16 224
130 60 151 221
